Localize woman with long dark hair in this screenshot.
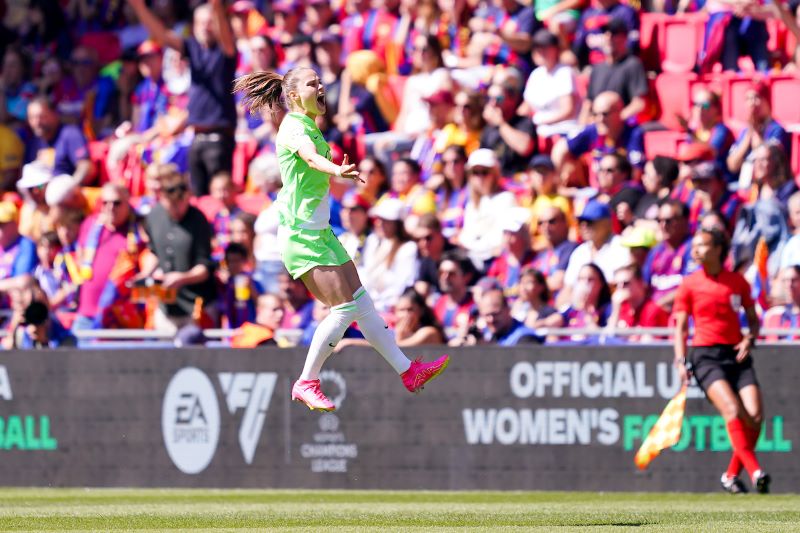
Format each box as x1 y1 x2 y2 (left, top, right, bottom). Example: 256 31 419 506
234 68 448 412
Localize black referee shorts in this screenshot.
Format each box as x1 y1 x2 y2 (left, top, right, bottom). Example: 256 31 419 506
688 345 759 394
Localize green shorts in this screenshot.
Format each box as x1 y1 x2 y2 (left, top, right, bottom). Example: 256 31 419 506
277 225 352 279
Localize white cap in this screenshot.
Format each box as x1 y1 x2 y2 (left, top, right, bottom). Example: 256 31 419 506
466 148 498 170
369 198 405 221
501 207 532 233
45 175 79 207
17 162 52 190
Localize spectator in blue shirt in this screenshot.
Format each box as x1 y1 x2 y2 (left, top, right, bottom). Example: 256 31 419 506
477 287 543 346
727 80 791 178
553 91 644 184
24 97 94 185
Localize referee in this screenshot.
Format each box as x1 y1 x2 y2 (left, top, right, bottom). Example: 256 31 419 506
673 227 770 494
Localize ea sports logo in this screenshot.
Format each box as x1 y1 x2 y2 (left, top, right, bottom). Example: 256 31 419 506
162 367 221 474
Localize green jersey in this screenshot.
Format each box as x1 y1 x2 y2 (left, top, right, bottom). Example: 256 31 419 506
275 112 333 230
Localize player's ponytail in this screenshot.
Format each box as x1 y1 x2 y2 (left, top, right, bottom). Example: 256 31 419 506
233 71 285 113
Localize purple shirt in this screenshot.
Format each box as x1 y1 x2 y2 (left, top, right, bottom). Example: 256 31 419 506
643 238 697 304
184 37 237 129
24 124 88 175
566 122 645 169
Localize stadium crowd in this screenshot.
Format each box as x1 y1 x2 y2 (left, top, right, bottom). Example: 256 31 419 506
1 0 800 348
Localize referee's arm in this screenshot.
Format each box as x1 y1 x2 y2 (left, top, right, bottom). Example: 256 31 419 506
736 305 760 362
673 310 690 384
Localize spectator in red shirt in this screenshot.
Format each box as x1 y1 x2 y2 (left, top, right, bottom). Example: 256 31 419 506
608 263 669 342
434 251 477 342
673 227 768 494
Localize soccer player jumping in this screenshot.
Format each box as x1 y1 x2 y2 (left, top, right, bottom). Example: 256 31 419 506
673 228 770 494
234 68 449 411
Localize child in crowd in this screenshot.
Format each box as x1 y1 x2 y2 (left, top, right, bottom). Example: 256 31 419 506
218 243 258 329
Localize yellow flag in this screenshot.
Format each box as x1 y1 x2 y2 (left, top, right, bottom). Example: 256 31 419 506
635 385 687 470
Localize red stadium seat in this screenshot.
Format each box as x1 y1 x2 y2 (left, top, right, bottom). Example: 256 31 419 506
770 75 800 128
654 72 697 130
658 13 707 74
640 13 667 71
644 130 686 159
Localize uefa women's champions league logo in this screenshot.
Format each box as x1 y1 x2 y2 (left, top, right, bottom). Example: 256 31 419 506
162 367 277 474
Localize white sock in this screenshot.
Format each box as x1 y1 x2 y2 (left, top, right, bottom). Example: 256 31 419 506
299 300 358 380
353 287 412 374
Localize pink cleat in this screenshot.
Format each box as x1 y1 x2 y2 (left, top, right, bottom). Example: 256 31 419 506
401 355 450 393
291 379 335 411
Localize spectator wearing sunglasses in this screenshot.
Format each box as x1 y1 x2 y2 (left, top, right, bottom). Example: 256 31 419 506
679 88 734 179
141 168 217 333
643 199 695 312
72 184 148 331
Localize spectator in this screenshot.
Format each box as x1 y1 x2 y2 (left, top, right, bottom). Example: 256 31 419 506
338 191 372 268
727 81 790 183
531 205 578 297
141 169 217 333
620 225 657 270
73 184 146 331
608 263 670 341
16 161 52 242
24 97 94 184
276 269 314 331
355 156 389 204
581 18 648 124
45 174 88 224
208 171 242 261
7 300 76 349
763 265 800 340
412 89 456 181
487 207 537 298
679 88 734 177
0 122 23 192
412 213 453 297
572 0 639 67
456 148 518 269
609 185 645 233
51 209 83 313
0 46 36 125
746 142 798 208
700 0 770 73
636 156 678 222
380 158 436 219
0 202 38 298
470 287 543 346
595 153 636 205
336 287 445 349
511 266 559 327
527 155 573 231
129 0 237 197
129 39 185 139
558 263 613 337
687 161 743 234
229 212 257 270
780 191 800 269
522 29 579 138
434 251 477 341
218 242 257 329
643 199 695 312
552 91 644 185
360 198 419 313
230 292 283 348
55 45 117 138
563 199 630 301
480 67 537 177
438 89 485 155
431 145 469 240
33 231 64 308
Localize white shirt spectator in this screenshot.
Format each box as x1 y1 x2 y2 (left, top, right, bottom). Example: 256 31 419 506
523 64 579 137
564 235 632 286
458 190 518 266
359 235 419 312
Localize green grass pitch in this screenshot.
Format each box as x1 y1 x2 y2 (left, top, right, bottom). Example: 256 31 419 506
0 489 798 532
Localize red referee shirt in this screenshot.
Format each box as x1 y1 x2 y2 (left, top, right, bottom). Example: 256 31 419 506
673 268 754 346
